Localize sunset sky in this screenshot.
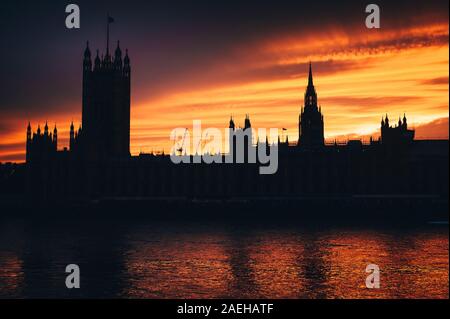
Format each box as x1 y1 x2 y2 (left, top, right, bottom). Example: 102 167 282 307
0 0 448 162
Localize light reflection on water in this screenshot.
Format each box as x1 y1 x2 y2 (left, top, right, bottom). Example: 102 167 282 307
0 220 448 298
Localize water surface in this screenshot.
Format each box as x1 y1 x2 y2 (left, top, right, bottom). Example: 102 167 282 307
0 219 448 298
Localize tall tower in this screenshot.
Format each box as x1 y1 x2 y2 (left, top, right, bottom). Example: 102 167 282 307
69 121 75 151
80 32 131 159
53 124 58 151
26 122 32 162
298 63 324 149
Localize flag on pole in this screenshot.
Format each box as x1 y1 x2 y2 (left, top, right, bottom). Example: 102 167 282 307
106 15 114 55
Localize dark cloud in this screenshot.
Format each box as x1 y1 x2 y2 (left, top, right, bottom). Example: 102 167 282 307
0 153 24 163
415 117 449 139
421 76 449 85
0 0 448 115
236 59 367 83
0 142 23 153
0 119 21 136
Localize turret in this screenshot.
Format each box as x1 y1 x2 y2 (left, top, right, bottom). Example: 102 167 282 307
123 49 130 77
26 122 32 162
27 122 31 141
114 41 122 70
244 114 251 130
83 41 92 72
44 121 49 136
69 121 75 150
94 50 101 70
53 124 58 151
229 116 235 130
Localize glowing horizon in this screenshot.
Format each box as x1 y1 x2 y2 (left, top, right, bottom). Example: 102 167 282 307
0 20 448 163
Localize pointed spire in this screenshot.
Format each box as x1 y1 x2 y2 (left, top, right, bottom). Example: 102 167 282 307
84 41 91 58
244 114 251 129
124 49 130 64
69 121 75 149
27 122 31 141
53 124 58 145
114 40 123 68
304 62 317 107
384 113 389 128
115 41 122 56
123 49 130 77
308 62 314 87
229 115 235 129
94 49 101 68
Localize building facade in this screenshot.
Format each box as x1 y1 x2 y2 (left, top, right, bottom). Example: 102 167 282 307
381 113 415 146
22 42 448 206
26 122 57 163
79 41 131 160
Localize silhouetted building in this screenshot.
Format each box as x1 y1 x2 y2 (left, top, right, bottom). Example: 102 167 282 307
78 41 131 160
298 63 324 149
26 122 57 163
69 121 83 153
21 38 448 211
381 113 414 146
26 39 131 163
228 114 254 163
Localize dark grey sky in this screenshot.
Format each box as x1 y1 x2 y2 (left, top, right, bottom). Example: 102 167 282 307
0 0 447 117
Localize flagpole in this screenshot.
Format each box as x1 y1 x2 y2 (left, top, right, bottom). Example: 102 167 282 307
106 13 110 56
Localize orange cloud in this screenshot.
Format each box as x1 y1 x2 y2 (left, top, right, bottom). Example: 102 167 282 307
1 23 448 162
